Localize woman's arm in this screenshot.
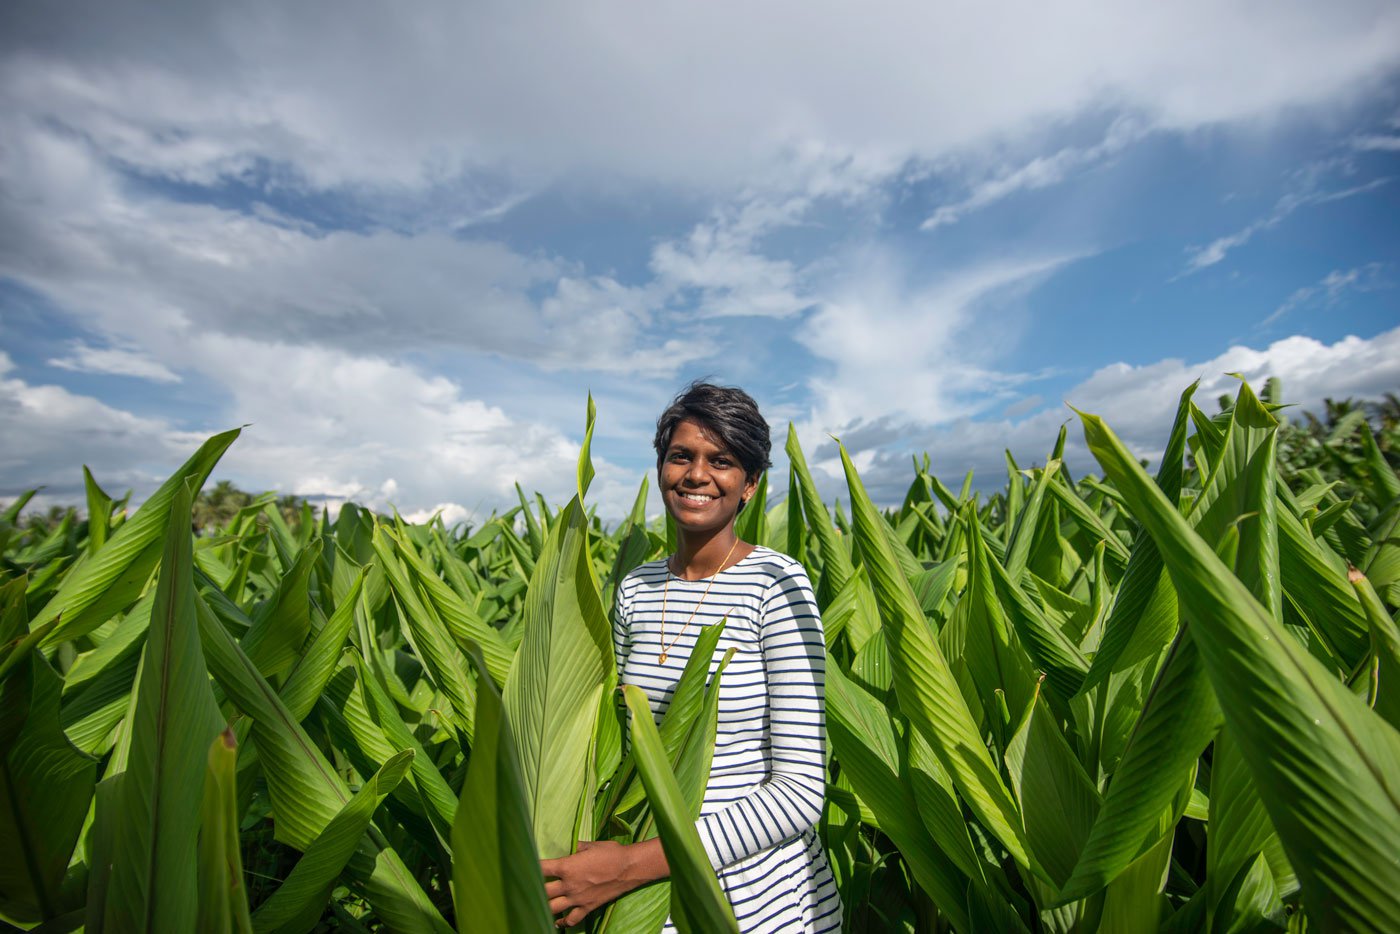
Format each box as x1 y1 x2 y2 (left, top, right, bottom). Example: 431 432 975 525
692 563 828 868
540 837 668 929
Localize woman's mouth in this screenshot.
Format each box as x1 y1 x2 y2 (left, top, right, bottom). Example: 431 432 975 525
677 492 716 505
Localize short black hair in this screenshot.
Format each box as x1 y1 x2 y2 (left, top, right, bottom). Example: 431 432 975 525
654 381 772 481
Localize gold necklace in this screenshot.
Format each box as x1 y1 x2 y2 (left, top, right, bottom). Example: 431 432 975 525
658 537 742 664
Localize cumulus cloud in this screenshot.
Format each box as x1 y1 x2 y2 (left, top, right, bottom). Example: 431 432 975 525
0 340 643 521
3 0 1398 195
0 351 192 499
797 249 1090 432
812 325 1400 505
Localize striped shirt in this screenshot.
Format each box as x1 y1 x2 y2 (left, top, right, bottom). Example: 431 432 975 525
616 546 842 933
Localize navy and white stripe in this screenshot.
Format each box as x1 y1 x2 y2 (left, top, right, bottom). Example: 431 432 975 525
616 546 842 933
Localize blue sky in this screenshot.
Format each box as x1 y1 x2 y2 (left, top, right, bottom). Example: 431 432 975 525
2 0 1399 521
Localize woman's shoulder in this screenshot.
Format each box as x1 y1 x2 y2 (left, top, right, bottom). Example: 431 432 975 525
738 546 814 588
620 558 670 590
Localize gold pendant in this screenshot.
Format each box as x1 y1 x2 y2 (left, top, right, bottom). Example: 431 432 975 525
658 651 668 664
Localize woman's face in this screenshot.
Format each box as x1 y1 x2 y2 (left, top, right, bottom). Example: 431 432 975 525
659 418 758 536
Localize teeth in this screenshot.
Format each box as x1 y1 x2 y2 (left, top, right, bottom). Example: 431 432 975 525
680 493 714 502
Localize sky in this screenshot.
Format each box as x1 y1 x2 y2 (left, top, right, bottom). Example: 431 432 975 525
1 0 1399 523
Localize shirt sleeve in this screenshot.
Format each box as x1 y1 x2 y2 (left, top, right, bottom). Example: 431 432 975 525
613 576 632 676
694 562 828 869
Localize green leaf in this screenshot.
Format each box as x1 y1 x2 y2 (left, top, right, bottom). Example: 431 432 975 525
373 530 477 742
387 527 512 687
598 646 735 934
279 569 365 722
1215 852 1287 934
824 662 971 930
1078 381 1194 694
84 466 115 556
254 750 413 934
503 497 614 859
1208 727 1297 918
579 393 597 501
0 649 98 922
37 428 241 645
1004 685 1101 890
240 543 317 681
453 646 552 934
1096 830 1172 934
838 442 1039 879
1352 566 1400 729
197 729 253 934
1079 403 1400 931
1059 630 1219 901
622 685 738 934
733 470 768 545
105 479 225 933
194 594 452 933
786 426 854 606
611 621 727 816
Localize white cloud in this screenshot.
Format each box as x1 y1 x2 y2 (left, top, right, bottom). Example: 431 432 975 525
0 350 191 498
1262 263 1389 328
0 339 644 520
796 249 1089 433
3 0 1397 196
819 325 1400 504
1183 175 1392 274
47 341 181 383
1352 134 1400 151
922 118 1148 230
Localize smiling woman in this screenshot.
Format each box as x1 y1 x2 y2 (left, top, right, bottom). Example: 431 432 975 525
541 382 841 933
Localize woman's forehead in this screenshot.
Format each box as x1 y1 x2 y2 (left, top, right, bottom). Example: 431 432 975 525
668 418 730 452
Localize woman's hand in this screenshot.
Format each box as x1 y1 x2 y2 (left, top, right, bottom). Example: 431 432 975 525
540 838 669 929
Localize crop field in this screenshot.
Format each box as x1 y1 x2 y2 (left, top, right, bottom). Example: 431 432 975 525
1 379 1398 933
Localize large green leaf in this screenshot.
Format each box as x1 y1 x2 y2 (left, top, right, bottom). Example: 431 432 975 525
824 662 973 931
0 649 98 922
1080 405 1400 931
622 685 738 934
1353 568 1400 730
598 646 735 934
1058 630 1218 902
194 594 452 933
105 479 225 933
240 542 317 681
786 426 854 606
610 620 727 816
838 443 1039 879
373 530 477 741
36 429 241 645
1208 727 1297 920
454 648 552 934
1077 382 1193 694
502 496 613 860
1004 686 1101 891
279 569 364 722
196 729 253 934
386 527 513 686
254 750 413 934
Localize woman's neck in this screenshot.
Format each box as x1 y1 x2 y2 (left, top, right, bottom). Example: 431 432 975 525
671 528 745 580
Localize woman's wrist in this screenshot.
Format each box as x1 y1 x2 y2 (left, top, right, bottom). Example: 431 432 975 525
623 836 670 887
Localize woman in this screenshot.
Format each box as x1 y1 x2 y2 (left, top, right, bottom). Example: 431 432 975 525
541 382 841 933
